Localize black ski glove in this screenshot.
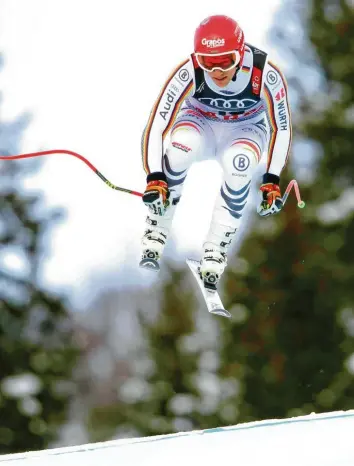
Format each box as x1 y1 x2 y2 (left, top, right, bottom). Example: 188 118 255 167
142 172 170 216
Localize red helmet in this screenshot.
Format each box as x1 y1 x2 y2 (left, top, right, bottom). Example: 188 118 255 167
194 15 245 66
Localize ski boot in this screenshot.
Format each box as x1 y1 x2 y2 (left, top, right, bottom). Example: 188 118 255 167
139 223 168 272
198 224 237 290
199 246 227 290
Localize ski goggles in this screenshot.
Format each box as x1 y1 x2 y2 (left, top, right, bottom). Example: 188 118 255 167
195 51 241 72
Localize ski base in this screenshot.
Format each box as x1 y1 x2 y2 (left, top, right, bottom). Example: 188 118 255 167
186 258 231 318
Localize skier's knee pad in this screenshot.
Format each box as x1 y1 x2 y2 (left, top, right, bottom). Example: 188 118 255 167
170 123 202 157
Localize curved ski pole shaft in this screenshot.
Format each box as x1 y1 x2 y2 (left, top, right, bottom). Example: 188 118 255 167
0 149 143 197
282 179 305 208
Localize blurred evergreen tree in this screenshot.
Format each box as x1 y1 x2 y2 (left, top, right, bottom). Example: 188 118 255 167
218 0 354 424
0 59 79 453
87 265 217 440
135 267 200 435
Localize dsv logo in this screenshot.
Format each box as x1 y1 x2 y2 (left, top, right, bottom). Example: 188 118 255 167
199 97 257 110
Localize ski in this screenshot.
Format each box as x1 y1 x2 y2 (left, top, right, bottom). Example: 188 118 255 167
186 258 231 318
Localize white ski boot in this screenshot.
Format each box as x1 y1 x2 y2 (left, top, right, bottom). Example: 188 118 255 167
199 245 227 290
139 216 169 271
199 225 236 290
139 191 181 271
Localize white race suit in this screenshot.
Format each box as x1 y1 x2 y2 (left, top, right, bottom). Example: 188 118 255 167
141 43 292 256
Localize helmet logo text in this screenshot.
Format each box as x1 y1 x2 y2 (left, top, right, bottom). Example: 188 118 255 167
201 38 225 48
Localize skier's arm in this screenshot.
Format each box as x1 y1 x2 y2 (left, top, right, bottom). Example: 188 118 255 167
141 59 194 174
261 59 292 177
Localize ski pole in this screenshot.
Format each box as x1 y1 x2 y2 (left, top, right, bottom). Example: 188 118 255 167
282 179 306 208
0 149 143 197
0 149 305 207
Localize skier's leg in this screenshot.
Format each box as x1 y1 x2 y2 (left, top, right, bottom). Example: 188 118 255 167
199 125 265 287
141 114 211 267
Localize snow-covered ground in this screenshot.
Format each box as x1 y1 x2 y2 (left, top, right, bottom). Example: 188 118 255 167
1 410 354 466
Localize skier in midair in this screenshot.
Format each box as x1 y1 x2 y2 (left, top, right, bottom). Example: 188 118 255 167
140 14 292 290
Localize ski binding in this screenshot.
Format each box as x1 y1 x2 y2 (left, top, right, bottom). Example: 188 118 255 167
186 258 231 318
139 258 160 271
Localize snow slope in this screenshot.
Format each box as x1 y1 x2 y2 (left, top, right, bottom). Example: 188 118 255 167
1 410 354 466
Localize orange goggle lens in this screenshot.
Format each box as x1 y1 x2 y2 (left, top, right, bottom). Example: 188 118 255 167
196 52 239 72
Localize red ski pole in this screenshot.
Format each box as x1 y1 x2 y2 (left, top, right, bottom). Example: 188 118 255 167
282 179 306 208
0 149 143 197
0 150 305 208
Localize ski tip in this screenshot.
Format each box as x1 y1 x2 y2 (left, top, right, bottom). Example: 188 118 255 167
209 308 232 319
139 258 160 271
